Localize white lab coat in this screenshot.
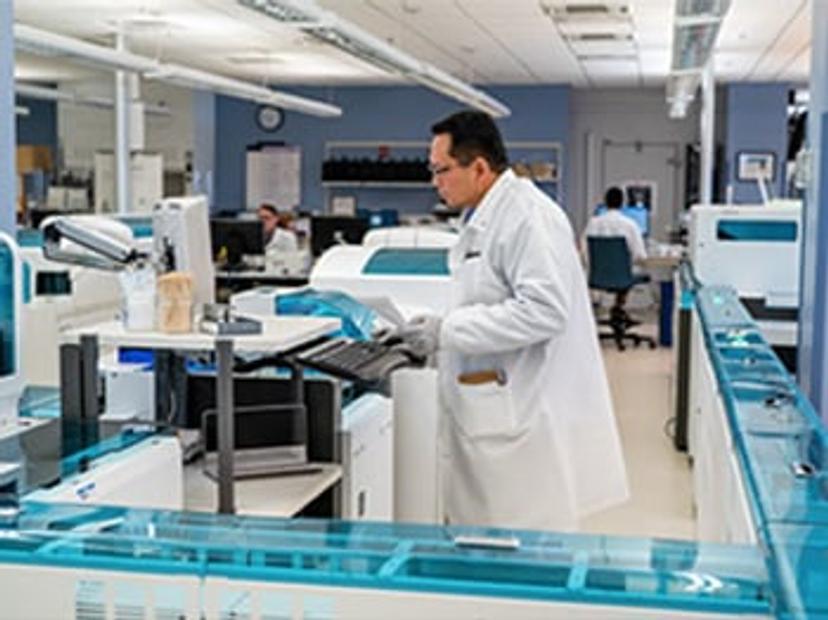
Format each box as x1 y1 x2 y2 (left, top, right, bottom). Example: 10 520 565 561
265 227 298 254
438 170 629 531
581 210 647 263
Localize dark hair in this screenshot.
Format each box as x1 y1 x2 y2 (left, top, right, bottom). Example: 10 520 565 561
258 203 278 216
604 187 624 209
431 110 509 173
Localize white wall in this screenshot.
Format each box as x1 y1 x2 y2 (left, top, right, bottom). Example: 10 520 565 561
567 88 700 238
57 79 193 173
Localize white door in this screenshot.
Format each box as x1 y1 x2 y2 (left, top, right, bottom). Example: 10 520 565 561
601 140 681 242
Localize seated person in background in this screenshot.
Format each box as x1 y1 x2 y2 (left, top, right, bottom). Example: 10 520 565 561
258 203 298 253
580 186 647 266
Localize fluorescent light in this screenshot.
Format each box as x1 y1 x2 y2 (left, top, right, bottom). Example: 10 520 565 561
675 0 731 18
238 0 511 117
667 0 730 114
14 23 160 74
15 82 74 103
15 82 172 116
672 22 720 70
145 63 341 117
14 22 341 118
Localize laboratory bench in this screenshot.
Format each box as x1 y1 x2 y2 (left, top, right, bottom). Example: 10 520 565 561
3 277 828 618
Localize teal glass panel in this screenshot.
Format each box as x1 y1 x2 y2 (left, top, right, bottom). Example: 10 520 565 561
15 229 43 248
363 249 449 276
0 502 770 616
0 241 15 375
716 220 797 242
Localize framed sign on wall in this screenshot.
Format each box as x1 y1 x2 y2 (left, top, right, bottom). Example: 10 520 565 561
737 151 776 182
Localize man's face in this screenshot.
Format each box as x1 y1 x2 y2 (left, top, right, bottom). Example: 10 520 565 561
429 133 481 210
258 208 278 236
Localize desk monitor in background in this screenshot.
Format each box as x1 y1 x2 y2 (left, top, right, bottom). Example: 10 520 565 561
210 218 264 268
356 208 399 228
311 216 369 257
621 205 650 238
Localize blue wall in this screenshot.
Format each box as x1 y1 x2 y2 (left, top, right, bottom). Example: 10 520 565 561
213 84 571 215
725 83 789 203
15 97 58 154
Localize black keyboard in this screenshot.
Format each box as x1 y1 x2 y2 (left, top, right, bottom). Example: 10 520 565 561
296 338 414 383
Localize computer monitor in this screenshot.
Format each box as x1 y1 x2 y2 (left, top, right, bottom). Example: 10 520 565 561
621 205 650 237
311 216 369 257
210 218 264 268
153 195 215 308
356 208 400 228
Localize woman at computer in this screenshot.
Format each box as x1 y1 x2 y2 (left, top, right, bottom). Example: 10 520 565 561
257 203 298 253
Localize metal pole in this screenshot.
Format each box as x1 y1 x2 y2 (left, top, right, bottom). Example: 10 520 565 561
798 0 828 419
700 60 715 205
215 338 235 513
0 0 16 234
114 30 131 215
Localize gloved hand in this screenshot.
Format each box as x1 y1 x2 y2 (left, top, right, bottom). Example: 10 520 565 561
394 314 442 359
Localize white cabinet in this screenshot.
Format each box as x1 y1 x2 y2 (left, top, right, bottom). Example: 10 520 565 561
690 311 758 545
94 151 163 214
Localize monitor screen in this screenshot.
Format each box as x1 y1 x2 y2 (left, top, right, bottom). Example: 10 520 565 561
311 216 369 257
210 218 264 267
621 205 650 237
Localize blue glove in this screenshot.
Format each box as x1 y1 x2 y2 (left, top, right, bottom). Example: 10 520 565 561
395 314 442 359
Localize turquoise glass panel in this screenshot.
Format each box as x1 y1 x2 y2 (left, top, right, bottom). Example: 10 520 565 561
0 241 15 375
716 220 798 242
363 249 449 276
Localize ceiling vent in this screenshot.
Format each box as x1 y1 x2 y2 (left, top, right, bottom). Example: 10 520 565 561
542 2 632 22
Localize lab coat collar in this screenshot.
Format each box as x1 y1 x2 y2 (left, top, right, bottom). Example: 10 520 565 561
463 169 516 233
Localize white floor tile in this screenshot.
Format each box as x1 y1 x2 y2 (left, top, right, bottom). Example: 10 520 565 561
580 322 696 540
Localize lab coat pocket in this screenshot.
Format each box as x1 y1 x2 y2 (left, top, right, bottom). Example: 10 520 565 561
453 378 518 440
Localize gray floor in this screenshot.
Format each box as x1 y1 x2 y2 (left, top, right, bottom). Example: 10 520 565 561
580 322 697 540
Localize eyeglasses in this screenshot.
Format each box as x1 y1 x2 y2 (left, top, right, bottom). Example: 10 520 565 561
428 163 454 177
429 162 470 177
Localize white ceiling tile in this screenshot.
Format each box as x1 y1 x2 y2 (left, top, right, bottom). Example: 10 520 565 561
11 0 812 90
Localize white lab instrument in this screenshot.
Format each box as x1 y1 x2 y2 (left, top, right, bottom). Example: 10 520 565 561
310 245 452 317
0 232 24 422
362 226 458 249
688 203 801 351
340 392 394 520
26 435 182 510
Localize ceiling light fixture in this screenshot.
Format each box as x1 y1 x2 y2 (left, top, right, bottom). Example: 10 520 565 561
237 0 510 117
145 63 340 117
15 82 172 116
14 23 342 118
666 0 730 117
14 23 160 74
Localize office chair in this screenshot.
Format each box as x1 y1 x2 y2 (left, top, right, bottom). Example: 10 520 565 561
587 236 657 351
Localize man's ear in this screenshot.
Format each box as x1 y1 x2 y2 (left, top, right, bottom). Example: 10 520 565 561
472 156 490 177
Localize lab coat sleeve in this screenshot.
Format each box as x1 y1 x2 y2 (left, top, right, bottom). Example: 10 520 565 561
441 215 572 356
630 227 647 262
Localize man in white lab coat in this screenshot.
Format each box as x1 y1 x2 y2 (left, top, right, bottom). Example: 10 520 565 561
581 186 647 266
401 111 628 531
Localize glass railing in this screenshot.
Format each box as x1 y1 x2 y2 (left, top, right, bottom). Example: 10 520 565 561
0 502 770 616
696 285 828 617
